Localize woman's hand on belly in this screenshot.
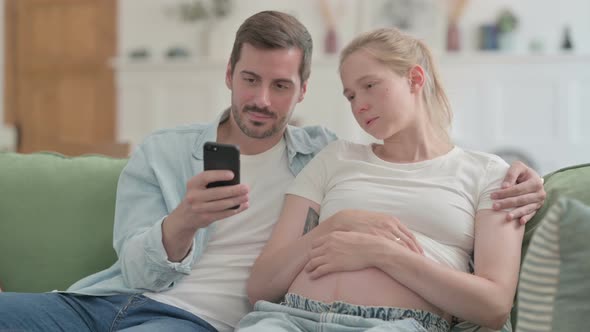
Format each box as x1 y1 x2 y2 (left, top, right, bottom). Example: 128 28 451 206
305 231 415 280
325 210 424 255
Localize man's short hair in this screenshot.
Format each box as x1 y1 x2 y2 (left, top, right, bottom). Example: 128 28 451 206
229 11 313 84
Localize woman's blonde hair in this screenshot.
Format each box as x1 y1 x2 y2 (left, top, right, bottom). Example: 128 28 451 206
340 28 452 142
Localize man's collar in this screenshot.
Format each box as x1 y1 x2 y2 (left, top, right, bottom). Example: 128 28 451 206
284 124 316 155
192 109 229 160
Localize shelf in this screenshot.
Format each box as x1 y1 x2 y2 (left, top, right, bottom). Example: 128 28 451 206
438 52 590 64
112 53 590 72
110 57 227 72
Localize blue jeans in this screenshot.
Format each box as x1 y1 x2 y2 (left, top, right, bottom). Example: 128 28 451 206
0 292 217 332
237 293 450 332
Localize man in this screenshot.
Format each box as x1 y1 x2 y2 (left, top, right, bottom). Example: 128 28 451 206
0 10 545 332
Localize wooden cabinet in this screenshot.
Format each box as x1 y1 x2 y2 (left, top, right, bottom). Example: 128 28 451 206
4 0 125 157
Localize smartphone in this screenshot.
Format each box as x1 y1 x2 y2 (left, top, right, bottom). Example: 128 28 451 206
203 141 240 189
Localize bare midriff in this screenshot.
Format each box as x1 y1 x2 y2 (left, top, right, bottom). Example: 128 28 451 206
288 267 452 323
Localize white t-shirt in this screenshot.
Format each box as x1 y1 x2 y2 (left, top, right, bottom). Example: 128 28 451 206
286 140 510 272
146 139 294 332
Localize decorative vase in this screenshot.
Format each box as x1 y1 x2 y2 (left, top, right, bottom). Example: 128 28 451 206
498 32 515 52
446 22 460 52
324 27 338 55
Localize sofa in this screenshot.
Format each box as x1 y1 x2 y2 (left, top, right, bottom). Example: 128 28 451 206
1 152 588 331
0 152 127 293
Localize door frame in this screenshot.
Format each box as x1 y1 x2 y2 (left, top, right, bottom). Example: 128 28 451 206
4 0 17 126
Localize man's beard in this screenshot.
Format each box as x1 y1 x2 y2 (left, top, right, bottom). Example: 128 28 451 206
231 103 289 139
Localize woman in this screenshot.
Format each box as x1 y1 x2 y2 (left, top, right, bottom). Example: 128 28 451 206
238 28 524 332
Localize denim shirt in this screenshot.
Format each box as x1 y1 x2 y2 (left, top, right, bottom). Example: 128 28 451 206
66 110 337 295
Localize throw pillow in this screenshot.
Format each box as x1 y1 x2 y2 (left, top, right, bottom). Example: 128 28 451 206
522 163 590 255
510 163 590 328
516 196 590 332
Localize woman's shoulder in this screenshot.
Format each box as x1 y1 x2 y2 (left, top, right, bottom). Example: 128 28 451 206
319 139 367 154
322 139 373 160
455 148 510 181
456 147 509 168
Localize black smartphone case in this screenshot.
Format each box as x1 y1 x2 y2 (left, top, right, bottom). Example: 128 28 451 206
203 142 240 189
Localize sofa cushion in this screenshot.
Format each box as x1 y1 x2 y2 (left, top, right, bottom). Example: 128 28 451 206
522 163 590 255
507 163 590 329
516 196 590 332
0 152 127 292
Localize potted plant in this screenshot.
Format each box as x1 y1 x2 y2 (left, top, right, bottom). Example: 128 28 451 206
496 8 518 51
168 0 234 57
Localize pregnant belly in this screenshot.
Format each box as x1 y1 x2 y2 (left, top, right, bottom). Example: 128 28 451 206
288 267 450 321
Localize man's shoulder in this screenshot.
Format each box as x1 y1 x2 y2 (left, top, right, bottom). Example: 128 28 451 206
138 123 209 151
145 123 208 140
287 125 338 154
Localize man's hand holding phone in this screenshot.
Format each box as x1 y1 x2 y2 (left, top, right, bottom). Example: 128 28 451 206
178 141 248 229
163 170 249 262
179 170 249 230
163 142 247 261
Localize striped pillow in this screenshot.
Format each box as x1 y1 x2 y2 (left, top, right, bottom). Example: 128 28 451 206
517 198 562 331
516 197 590 332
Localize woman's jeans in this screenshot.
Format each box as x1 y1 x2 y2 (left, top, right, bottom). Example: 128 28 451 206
237 293 450 332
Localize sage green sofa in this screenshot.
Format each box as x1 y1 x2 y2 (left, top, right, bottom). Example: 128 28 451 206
0 152 127 293
0 152 588 330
